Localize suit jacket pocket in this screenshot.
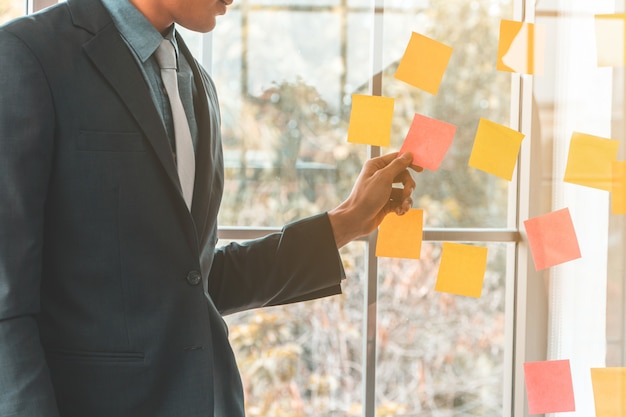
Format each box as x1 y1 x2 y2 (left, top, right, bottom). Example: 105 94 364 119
47 348 145 365
77 130 146 152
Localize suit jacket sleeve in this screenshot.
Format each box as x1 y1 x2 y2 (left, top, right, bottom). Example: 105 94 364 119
208 213 345 316
0 29 61 416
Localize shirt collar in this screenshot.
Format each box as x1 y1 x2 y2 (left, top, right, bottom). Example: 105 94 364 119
100 0 177 63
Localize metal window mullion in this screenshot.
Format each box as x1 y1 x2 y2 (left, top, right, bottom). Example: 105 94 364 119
362 0 385 416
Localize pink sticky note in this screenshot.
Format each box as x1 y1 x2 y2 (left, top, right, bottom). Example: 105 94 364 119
523 208 581 271
399 113 457 171
524 360 576 414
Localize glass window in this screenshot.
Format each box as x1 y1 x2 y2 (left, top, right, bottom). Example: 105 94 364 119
0 0 24 23
212 1 516 416
223 241 367 416
198 0 626 415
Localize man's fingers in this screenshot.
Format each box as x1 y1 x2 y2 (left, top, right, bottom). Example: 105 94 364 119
393 169 416 190
373 152 412 181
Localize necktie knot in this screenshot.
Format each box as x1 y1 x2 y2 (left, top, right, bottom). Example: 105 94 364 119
155 39 177 70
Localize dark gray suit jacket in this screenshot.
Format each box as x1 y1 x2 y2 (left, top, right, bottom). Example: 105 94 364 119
0 0 344 415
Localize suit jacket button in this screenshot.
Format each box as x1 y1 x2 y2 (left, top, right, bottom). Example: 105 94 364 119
186 270 201 286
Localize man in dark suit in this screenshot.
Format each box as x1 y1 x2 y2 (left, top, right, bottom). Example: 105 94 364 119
0 0 416 415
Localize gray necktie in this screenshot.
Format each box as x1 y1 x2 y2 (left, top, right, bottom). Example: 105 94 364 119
155 38 195 211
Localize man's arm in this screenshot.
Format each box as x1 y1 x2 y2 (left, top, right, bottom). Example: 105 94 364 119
208 153 417 315
0 29 60 416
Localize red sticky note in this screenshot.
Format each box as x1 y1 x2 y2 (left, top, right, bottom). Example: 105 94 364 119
524 360 576 414
399 113 457 171
523 208 581 271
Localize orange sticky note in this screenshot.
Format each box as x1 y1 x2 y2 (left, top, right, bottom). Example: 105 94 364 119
347 94 395 147
434 243 487 298
399 113 457 171
468 118 525 181
524 208 581 271
590 368 626 417
612 161 626 214
524 360 575 414
564 132 620 191
497 20 545 75
595 14 626 67
376 209 423 259
394 32 453 95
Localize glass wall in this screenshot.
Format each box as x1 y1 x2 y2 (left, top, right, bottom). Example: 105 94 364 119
212 1 516 415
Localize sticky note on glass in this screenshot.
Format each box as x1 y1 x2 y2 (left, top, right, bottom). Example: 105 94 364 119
434 243 487 298
524 208 581 271
497 20 546 75
394 32 453 95
468 118 525 181
376 209 423 259
612 161 626 215
590 368 626 417
524 360 576 414
564 132 620 191
595 14 626 67
347 94 395 147
398 113 457 171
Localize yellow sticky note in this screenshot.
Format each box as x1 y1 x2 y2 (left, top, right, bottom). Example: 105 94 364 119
347 94 395 147
590 368 626 417
394 32 453 95
497 20 545 75
376 209 423 259
435 243 488 298
595 14 626 67
468 118 525 181
564 132 620 191
613 162 626 214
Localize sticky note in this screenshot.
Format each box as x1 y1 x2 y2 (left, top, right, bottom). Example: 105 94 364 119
563 132 620 191
524 360 575 414
497 20 546 75
595 14 626 67
434 243 487 298
524 208 581 271
394 32 453 95
590 368 626 417
376 209 423 259
468 118 525 181
612 161 626 215
347 94 395 147
398 113 457 171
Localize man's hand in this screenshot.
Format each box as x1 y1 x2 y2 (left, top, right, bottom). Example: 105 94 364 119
328 152 421 248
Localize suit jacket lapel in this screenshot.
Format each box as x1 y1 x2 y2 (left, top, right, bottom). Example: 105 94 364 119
69 0 183 201
82 26 183 197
